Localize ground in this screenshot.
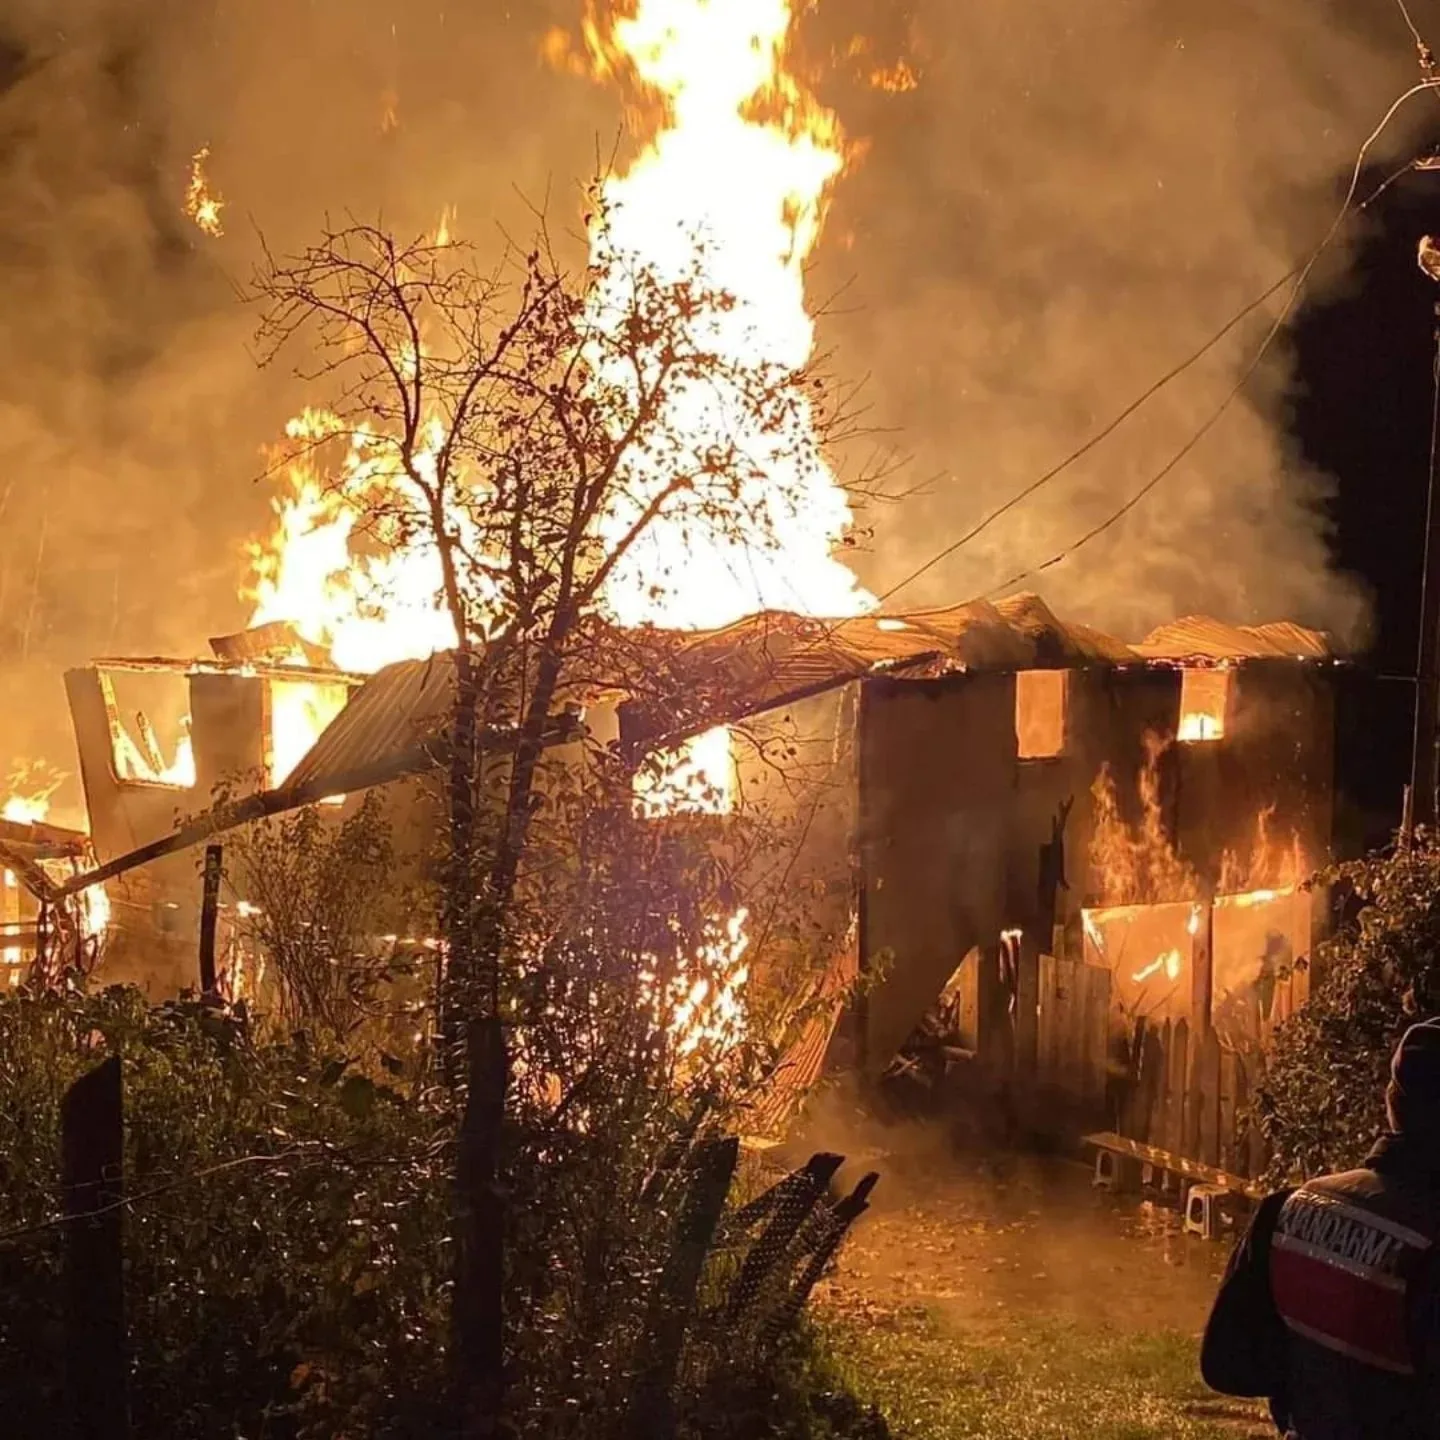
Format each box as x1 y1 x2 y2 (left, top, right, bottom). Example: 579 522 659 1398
798 1111 1273 1439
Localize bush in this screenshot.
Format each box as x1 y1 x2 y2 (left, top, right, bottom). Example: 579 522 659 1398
1256 836 1440 1181
0 983 451 1440
0 980 879 1440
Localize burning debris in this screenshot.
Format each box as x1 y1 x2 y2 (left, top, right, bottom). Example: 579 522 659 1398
1 770 110 983
184 144 225 238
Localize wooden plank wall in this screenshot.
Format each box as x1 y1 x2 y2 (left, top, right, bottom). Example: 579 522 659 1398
1117 1016 1262 1178
1034 955 1110 1112
1029 954 1269 1178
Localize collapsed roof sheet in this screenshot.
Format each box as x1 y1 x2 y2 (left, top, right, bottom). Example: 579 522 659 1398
619 593 1333 743
1133 616 1333 662
278 653 456 800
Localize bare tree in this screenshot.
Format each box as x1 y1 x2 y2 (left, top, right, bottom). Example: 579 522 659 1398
251 189 860 1437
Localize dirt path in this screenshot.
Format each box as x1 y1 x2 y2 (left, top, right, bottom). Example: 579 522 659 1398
800 1123 1273 1439
837 1148 1227 1336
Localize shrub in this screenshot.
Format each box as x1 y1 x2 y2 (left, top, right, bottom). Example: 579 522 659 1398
1256 836 1440 1181
0 983 451 1440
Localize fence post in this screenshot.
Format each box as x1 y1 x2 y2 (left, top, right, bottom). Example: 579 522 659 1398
62 1055 127 1440
198 844 223 996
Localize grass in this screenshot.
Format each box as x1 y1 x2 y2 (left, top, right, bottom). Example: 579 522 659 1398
815 1286 1272 1440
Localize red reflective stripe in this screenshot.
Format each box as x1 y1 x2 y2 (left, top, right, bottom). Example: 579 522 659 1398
1271 1243 1414 1373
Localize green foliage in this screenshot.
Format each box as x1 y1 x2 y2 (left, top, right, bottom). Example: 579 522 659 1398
0 983 451 1440
228 791 433 1053
1256 836 1440 1181
0 970 873 1440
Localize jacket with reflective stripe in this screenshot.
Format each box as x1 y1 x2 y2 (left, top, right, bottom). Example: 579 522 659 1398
1202 1134 1440 1439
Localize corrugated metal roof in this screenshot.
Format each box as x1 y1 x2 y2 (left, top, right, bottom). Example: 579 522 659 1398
279 652 456 799
620 593 1334 743
275 595 1337 784
1133 616 1332 662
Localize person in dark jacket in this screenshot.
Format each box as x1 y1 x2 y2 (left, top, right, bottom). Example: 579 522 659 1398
1200 1018 1440 1438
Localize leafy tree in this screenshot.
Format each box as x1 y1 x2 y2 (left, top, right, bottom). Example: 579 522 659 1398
1255 836 1440 1181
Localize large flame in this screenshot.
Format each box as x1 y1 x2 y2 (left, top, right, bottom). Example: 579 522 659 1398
238 2 874 1052
245 410 461 674
1089 734 1307 906
586 0 871 632
1089 733 1195 906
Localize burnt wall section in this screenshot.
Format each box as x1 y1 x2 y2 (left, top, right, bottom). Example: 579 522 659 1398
1170 663 1335 894
66 664 292 998
857 661 1335 1085
64 667 197 994
190 671 268 800
858 670 1013 1074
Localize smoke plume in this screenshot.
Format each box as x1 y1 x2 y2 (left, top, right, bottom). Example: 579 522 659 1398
0 0 1422 811
815 1 1415 640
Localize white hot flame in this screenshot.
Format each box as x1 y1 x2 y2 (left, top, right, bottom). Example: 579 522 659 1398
589 0 873 633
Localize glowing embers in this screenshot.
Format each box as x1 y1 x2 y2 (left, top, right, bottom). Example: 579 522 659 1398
1016 669 1069 760
1082 901 1198 1023
1211 887 1311 1050
185 145 224 237
1178 667 1232 743
633 726 736 818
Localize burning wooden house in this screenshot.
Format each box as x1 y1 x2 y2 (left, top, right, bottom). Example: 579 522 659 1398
621 592 1336 1175
51 591 1335 1165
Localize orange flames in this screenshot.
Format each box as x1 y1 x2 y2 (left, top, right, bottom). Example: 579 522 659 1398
237 2 873 1048
2 763 63 826
1218 803 1306 896
1 767 111 953
1089 733 1194 906
584 0 871 633
1177 667 1231 743
639 906 752 1059
1089 733 1307 906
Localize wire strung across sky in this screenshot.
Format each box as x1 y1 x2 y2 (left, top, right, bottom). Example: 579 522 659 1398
878 80 1440 610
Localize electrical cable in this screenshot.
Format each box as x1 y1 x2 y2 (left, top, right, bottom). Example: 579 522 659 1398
1394 0 1428 52
873 270 1296 604
877 83 1437 609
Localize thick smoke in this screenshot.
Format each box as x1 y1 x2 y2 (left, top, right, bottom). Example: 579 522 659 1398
0 0 604 815
816 1 1415 640
0 0 1423 814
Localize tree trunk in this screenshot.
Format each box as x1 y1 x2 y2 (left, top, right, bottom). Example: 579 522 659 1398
442 645 482 1061
451 641 565 1438
454 1013 508 1438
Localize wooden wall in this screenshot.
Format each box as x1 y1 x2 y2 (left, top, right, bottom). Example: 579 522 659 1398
857 659 1335 1160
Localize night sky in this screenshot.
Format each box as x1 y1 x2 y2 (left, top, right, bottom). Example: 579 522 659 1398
1288 145 1440 848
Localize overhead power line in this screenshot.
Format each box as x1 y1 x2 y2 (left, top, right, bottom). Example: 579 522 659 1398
879 81 1440 609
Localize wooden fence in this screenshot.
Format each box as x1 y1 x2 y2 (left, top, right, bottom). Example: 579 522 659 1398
1029 954 1266 1178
